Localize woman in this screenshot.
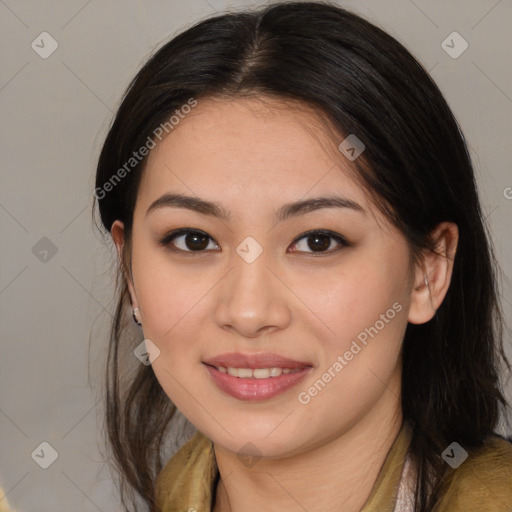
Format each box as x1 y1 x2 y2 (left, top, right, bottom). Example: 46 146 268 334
93 2 512 511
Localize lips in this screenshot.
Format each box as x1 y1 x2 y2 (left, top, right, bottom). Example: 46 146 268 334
203 352 312 370
202 352 313 401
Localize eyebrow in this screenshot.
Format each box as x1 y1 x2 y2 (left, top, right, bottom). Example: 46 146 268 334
145 192 366 222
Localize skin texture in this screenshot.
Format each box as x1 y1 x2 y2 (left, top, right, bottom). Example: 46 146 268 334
111 96 458 512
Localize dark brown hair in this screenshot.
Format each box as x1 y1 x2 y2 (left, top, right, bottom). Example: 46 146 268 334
92 2 511 510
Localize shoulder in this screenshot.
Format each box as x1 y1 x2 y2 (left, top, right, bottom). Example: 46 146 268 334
156 429 213 484
435 435 512 511
155 430 216 509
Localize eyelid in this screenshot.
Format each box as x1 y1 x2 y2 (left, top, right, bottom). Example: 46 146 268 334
158 228 350 255
288 229 349 255
159 228 219 255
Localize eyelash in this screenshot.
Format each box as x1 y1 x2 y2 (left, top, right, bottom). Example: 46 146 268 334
158 228 350 257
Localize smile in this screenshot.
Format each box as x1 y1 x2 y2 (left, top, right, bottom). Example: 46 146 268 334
216 366 303 378
203 363 312 401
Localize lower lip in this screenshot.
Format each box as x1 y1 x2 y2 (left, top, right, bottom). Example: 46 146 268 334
204 364 312 401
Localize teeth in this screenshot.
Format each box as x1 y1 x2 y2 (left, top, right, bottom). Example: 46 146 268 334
269 367 282 377
227 367 238 377
253 368 271 379
237 368 253 378
217 366 303 378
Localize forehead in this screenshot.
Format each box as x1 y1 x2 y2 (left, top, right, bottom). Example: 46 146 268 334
137 96 375 219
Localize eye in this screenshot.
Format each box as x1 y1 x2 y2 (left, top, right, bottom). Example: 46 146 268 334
158 228 350 256
288 230 349 255
159 228 219 255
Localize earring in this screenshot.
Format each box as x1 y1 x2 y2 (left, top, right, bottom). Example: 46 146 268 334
132 307 142 326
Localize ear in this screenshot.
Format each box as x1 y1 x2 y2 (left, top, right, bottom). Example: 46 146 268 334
407 221 459 325
111 220 138 311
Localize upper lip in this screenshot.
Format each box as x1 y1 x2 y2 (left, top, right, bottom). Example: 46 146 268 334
203 352 313 369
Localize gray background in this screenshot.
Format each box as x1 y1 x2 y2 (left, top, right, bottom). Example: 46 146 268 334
1 0 511 510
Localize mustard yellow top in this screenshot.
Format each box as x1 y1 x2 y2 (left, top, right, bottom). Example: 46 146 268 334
1 423 510 511
155 421 512 512
0 488 16 512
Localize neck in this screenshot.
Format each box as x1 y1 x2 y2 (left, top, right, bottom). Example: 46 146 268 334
212 370 403 512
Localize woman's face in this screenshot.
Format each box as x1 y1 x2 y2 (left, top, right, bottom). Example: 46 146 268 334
114 96 418 458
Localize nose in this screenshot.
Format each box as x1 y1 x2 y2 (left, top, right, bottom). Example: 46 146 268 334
214 248 291 338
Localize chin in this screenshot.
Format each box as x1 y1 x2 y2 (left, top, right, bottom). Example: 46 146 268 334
207 426 308 459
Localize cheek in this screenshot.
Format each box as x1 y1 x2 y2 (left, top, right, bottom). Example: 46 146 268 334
135 267 207 409
297 273 406 425
301 257 410 392
305 260 405 337
130 248 206 353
